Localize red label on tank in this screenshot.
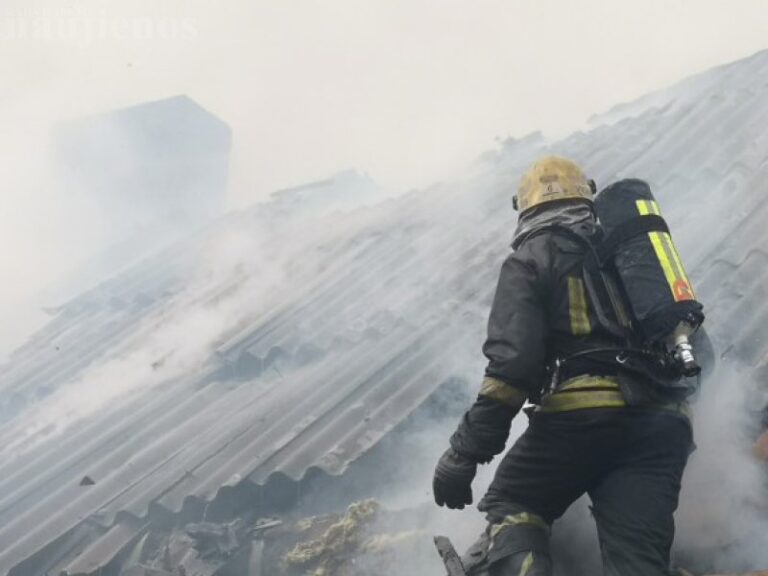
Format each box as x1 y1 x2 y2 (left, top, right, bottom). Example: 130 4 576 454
673 279 694 302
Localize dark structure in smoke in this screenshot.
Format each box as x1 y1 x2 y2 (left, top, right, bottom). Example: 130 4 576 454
51 95 232 294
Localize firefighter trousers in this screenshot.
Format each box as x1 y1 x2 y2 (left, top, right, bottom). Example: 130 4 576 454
470 408 693 576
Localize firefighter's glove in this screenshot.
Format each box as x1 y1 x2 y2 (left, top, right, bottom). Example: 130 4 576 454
433 447 477 509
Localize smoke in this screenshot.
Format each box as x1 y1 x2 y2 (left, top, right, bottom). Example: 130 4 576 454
3 2 768 361
0 201 354 460
2 5 768 575
0 121 88 359
0 0 208 360
2 0 768 358
675 360 768 572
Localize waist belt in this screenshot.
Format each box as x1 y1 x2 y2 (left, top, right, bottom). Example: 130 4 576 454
539 375 625 413
538 374 692 419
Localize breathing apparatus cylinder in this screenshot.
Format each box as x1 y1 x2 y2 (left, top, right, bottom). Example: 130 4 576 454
593 179 704 377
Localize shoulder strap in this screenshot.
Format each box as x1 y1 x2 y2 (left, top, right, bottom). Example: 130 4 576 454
528 224 635 341
582 247 636 340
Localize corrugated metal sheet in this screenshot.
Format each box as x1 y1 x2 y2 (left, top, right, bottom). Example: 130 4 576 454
2 50 768 575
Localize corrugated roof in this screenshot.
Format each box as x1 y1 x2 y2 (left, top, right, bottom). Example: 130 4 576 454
2 50 768 575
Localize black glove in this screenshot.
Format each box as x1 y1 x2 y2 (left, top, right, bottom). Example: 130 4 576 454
433 447 477 509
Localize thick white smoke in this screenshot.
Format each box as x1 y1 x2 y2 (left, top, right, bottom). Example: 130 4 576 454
2 5 768 575
675 360 768 571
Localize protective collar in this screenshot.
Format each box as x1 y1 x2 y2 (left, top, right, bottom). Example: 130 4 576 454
512 201 596 249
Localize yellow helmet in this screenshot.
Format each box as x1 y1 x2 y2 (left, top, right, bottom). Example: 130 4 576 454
513 156 595 213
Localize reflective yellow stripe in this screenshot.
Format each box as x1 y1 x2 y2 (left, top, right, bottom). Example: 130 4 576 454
558 375 620 392
648 231 678 293
519 552 534 576
658 232 683 279
567 276 591 335
490 512 549 538
604 273 632 328
540 373 692 416
479 377 527 408
635 200 695 302
659 231 696 299
539 390 626 413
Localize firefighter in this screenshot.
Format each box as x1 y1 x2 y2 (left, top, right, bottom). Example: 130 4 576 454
433 157 696 576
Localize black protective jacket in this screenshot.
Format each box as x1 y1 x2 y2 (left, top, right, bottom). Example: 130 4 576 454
450 221 684 464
